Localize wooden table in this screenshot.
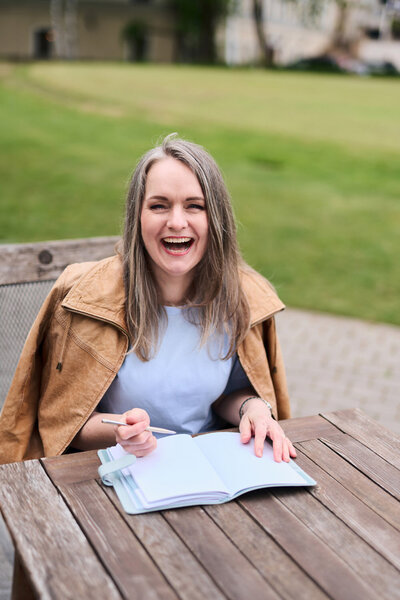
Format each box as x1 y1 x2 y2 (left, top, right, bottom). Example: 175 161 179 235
1 408 399 600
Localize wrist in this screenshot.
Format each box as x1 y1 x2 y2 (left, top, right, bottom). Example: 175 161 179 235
239 396 274 420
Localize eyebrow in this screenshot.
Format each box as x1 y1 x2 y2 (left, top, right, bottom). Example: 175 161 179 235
146 195 205 202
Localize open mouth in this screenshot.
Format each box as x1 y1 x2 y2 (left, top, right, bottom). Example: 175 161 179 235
162 237 194 254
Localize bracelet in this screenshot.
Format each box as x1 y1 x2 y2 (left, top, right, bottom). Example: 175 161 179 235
239 396 274 420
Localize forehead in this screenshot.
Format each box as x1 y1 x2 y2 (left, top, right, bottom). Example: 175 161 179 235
145 157 203 198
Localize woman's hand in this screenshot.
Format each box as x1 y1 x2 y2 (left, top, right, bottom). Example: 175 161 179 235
239 398 297 462
115 408 157 457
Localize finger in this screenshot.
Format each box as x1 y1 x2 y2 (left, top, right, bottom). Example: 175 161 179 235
268 426 283 462
125 408 150 427
122 431 154 448
117 422 148 440
117 429 152 445
120 434 156 453
123 436 157 457
282 438 290 463
118 407 150 440
279 431 297 459
239 415 252 444
253 422 268 458
288 440 297 458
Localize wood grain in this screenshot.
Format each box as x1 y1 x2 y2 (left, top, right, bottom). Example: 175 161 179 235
4 410 400 600
204 501 328 600
279 414 338 442
58 480 177 600
322 408 400 469
0 460 121 600
42 450 100 485
273 487 400 600
294 449 400 570
302 436 400 523
240 491 375 600
0 237 119 284
318 434 400 502
163 506 280 600
103 486 225 600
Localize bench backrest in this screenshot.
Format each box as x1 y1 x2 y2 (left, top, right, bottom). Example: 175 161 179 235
0 237 119 409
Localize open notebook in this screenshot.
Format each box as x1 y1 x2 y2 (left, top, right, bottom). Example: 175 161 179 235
98 432 316 514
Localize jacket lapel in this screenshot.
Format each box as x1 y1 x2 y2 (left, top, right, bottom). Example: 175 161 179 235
240 268 285 326
61 256 128 333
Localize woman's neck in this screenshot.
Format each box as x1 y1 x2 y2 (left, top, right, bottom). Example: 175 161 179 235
148 259 195 306
157 276 192 307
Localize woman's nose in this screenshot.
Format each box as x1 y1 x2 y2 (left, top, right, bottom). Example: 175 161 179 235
167 206 187 230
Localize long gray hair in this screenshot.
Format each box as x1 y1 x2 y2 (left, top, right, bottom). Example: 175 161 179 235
122 134 250 361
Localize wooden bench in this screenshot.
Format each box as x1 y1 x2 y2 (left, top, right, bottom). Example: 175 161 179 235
0 236 120 411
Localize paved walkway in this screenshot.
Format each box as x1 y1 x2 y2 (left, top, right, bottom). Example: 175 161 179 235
276 308 400 434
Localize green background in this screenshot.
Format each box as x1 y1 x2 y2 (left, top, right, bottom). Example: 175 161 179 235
1 62 399 324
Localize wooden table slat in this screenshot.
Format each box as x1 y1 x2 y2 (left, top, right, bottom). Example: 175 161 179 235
204 501 329 600
322 408 400 469
102 486 226 600
0 461 121 600
294 449 400 570
42 450 101 485
318 434 400 502
58 479 178 600
239 492 376 600
163 506 281 600
273 488 400 600
279 414 339 443
302 436 400 524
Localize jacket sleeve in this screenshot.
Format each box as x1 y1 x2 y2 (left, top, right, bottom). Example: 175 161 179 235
263 317 291 420
0 272 67 464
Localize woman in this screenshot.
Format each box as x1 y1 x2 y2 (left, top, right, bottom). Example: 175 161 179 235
0 135 296 465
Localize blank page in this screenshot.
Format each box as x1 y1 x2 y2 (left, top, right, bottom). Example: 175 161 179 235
194 432 308 495
109 435 229 505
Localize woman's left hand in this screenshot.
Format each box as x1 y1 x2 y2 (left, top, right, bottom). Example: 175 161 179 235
239 397 297 462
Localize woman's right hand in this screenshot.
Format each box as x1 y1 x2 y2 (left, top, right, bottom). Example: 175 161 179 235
115 408 157 457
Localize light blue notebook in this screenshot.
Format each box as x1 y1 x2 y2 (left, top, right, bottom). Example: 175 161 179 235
98 431 316 514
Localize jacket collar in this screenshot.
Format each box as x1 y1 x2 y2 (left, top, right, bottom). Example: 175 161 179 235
62 255 128 333
62 255 284 330
239 267 285 325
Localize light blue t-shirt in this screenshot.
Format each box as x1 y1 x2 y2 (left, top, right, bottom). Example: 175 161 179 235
98 306 250 435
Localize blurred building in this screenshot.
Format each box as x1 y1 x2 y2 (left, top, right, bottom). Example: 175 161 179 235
1 0 399 67
224 0 400 68
0 0 176 61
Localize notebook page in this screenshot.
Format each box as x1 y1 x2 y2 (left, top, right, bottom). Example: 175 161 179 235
194 432 308 495
109 435 229 504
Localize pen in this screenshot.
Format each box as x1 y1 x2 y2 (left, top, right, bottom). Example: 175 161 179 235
101 418 176 435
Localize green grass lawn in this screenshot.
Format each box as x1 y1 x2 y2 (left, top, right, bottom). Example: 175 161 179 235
0 62 399 325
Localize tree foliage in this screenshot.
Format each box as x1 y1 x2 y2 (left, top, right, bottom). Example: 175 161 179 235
170 0 233 63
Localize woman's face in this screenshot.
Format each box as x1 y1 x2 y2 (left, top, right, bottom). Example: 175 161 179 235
141 157 208 294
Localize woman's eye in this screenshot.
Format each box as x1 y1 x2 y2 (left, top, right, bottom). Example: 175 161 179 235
188 203 205 211
150 203 167 211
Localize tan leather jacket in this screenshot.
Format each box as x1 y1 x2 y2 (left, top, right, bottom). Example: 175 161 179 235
0 256 290 464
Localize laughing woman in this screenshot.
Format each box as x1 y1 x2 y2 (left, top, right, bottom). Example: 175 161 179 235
0 135 296 465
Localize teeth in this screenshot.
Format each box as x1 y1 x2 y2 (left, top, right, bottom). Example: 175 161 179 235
163 237 191 244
